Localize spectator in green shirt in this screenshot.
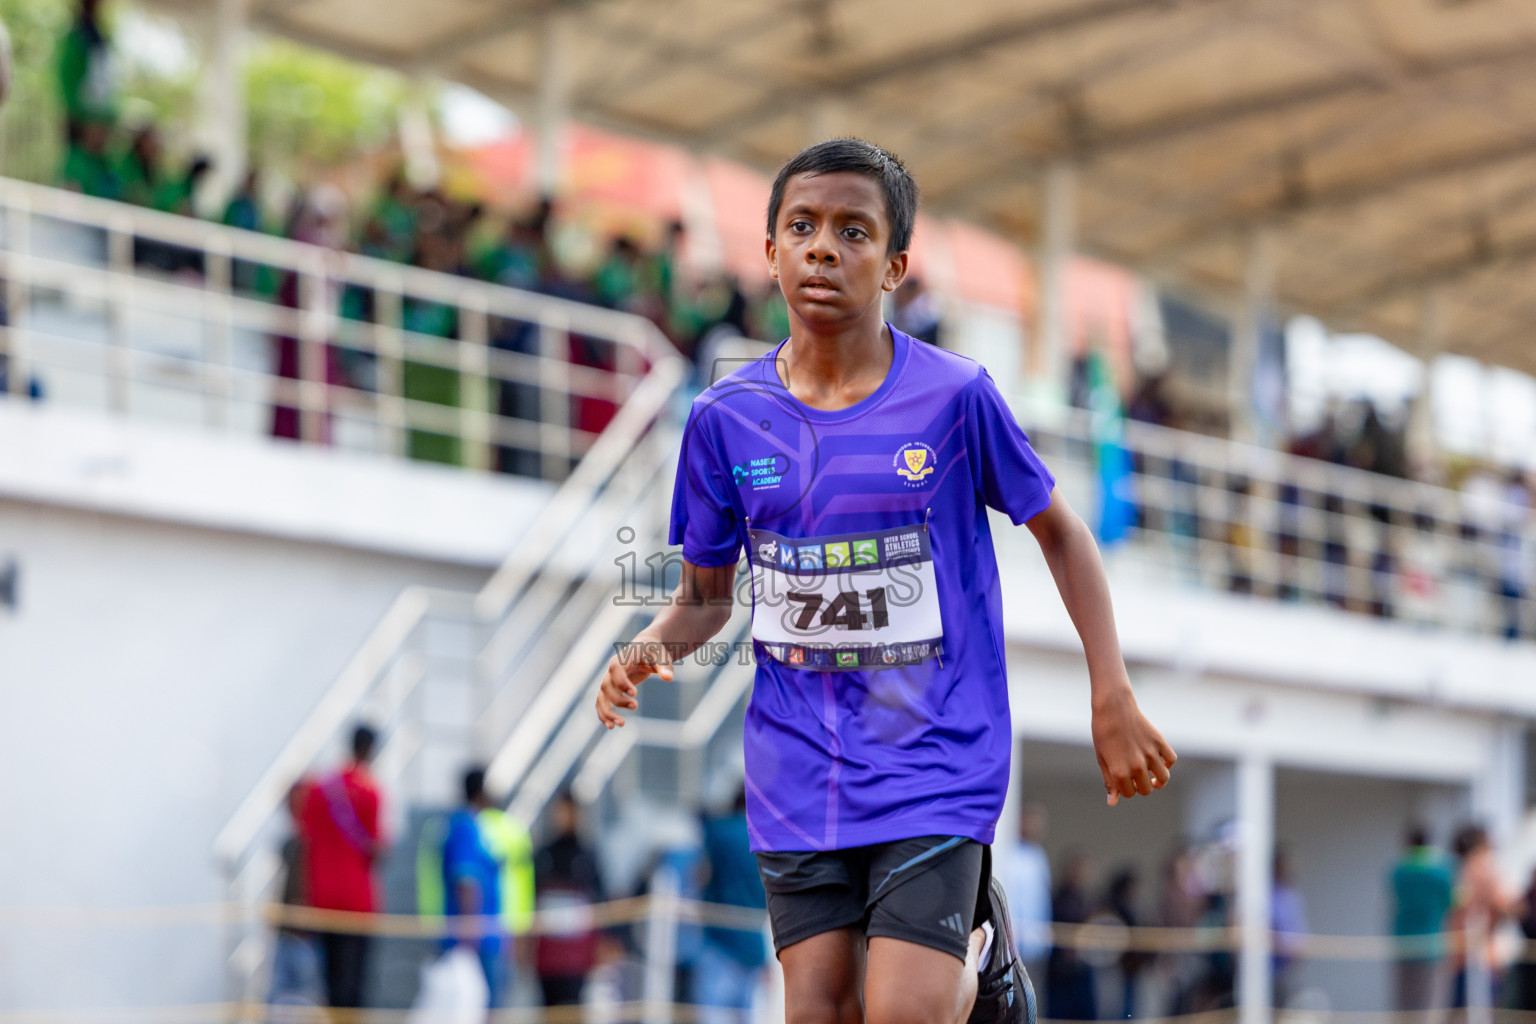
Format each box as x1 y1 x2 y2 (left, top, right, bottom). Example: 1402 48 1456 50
1390 824 1454 1013
57 0 115 136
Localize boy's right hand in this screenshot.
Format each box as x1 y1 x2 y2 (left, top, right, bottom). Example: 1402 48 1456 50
595 640 674 729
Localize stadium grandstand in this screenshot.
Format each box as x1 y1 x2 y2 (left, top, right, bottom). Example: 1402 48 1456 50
7 2 1536 1022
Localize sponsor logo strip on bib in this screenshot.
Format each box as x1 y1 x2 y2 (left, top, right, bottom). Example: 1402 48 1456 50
747 524 944 671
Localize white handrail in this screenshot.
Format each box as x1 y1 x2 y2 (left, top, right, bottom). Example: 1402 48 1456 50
212 348 686 876
0 176 670 361
0 176 671 480
212 587 432 866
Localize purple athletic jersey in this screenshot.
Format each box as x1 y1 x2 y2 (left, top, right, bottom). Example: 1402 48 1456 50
669 327 1055 852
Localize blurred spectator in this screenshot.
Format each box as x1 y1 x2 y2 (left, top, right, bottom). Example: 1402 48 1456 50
59 119 119 200
1497 469 1531 640
1159 846 1207 1014
1513 868 1536 1009
120 127 206 216
222 169 264 233
1104 867 1148 1018
268 779 323 1007
1448 823 1511 1009
401 192 467 466
270 189 346 443
301 723 384 1010
696 787 768 1024
892 276 943 347
1390 823 1454 1013
534 791 604 1007
476 795 537 953
221 170 276 296
648 221 686 317
1046 850 1097 1020
592 237 644 311
999 802 1051 992
637 843 706 1004
1127 373 1172 428
472 214 542 292
56 0 116 143
441 767 506 1005
358 168 418 264
1270 849 1308 1007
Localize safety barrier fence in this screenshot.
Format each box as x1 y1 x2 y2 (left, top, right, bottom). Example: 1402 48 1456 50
0 893 1522 1022
0 894 1514 957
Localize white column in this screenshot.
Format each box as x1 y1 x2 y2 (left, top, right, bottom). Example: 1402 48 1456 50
1031 160 1076 408
199 0 249 212
1473 719 1525 874
398 79 439 191
536 10 576 197
1231 227 1276 444
1407 288 1442 477
1237 752 1274 1024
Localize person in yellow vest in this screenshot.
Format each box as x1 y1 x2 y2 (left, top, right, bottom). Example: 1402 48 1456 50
417 781 537 999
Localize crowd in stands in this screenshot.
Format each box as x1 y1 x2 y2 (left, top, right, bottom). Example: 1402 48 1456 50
1106 372 1536 640
273 723 768 1014
999 802 1536 1016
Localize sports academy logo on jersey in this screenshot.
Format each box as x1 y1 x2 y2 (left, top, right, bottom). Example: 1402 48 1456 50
894 442 937 487
733 453 789 491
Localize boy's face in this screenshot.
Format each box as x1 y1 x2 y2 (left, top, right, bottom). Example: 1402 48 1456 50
767 171 907 332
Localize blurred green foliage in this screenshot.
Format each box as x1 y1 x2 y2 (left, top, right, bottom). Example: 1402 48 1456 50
245 37 406 174
0 0 406 185
0 0 71 183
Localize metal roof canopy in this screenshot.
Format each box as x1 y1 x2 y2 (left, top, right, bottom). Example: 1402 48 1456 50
157 0 1536 375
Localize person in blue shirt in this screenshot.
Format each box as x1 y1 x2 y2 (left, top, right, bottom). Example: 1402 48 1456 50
596 138 1176 1024
442 767 505 1004
696 787 769 1024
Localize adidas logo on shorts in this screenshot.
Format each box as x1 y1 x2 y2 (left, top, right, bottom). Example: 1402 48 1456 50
940 912 967 935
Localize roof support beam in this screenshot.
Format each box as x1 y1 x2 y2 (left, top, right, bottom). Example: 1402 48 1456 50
696 0 1214 146
1319 230 1536 318
1135 136 1536 261
926 38 1536 210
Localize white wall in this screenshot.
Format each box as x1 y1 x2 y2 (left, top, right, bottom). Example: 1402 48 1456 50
0 498 488 1008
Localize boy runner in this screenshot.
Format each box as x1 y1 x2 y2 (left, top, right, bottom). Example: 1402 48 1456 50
596 138 1176 1024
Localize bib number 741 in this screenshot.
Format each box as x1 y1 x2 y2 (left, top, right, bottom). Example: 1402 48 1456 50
785 587 890 631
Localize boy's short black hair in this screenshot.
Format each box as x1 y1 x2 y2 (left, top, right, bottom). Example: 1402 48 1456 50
767 138 918 254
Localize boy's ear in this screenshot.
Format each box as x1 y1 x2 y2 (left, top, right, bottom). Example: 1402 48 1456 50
765 235 778 280
882 250 909 293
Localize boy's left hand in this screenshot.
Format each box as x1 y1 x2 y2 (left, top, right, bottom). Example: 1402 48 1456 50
1090 686 1176 806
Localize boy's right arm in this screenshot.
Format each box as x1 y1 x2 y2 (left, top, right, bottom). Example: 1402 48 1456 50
596 559 738 729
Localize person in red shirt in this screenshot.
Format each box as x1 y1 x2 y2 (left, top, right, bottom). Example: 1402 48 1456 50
302 724 385 1008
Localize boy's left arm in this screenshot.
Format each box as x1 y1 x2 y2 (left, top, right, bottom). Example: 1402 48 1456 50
1025 487 1177 805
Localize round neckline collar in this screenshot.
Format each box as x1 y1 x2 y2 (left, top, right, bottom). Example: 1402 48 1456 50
763 323 910 422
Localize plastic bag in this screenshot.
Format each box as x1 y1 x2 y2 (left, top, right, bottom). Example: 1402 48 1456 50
409 947 489 1024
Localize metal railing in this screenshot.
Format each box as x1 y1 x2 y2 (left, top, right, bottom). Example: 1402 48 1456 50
1017 408 1535 641
0 176 668 480
213 336 688 1007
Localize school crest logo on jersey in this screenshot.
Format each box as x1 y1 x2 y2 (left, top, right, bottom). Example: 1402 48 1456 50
894 442 937 487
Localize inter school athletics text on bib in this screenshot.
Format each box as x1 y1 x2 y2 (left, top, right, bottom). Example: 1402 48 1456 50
746 523 944 671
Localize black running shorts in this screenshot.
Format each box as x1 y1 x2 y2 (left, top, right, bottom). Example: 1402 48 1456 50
756 835 985 961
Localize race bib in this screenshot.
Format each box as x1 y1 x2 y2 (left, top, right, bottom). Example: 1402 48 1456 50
747 524 944 671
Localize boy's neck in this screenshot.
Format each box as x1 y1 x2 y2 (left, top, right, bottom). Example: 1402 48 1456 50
780 312 894 412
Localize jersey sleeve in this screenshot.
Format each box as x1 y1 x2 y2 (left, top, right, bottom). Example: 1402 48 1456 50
967 367 1056 524
668 403 743 566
